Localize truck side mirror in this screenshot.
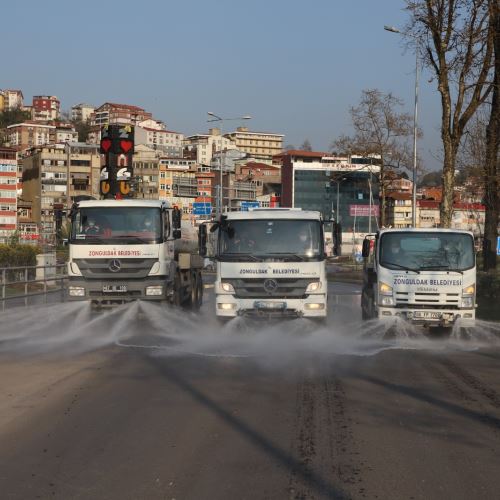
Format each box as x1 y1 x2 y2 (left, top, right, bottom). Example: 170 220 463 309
198 224 207 256
172 208 182 229
173 229 181 240
362 239 371 258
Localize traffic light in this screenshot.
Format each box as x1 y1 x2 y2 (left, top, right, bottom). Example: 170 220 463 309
99 124 134 198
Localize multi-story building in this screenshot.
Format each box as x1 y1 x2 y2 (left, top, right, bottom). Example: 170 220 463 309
50 122 79 144
21 143 100 246
17 199 39 245
0 90 24 111
156 156 198 216
0 147 18 243
385 192 413 229
386 176 413 193
132 145 160 200
183 128 237 166
32 96 60 121
279 150 380 255
90 102 153 127
65 142 101 204
88 103 154 144
224 161 282 211
417 200 485 237
224 126 284 162
6 122 55 152
71 103 95 123
135 125 184 156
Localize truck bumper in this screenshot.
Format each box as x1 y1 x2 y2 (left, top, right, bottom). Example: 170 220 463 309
67 278 168 306
377 306 475 327
215 294 327 319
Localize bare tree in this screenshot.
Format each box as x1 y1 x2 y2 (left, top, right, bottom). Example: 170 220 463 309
483 0 499 271
300 139 312 151
332 89 415 227
405 0 495 227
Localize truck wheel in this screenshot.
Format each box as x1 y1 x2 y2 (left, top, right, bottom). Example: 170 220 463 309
186 272 199 309
173 273 182 307
194 274 203 309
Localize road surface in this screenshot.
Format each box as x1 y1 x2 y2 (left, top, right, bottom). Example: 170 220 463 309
0 280 500 499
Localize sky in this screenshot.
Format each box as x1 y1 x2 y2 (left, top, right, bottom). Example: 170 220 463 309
2 0 443 172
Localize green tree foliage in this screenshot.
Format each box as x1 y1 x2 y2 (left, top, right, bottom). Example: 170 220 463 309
0 107 31 129
0 244 40 268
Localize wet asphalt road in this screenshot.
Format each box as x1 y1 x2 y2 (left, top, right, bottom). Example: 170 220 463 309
0 280 500 499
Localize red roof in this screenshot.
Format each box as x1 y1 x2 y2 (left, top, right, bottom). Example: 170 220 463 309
417 200 485 211
102 102 146 112
278 150 328 158
386 191 411 200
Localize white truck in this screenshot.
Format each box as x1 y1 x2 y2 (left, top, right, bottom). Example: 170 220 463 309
67 199 203 307
199 208 328 320
361 228 476 329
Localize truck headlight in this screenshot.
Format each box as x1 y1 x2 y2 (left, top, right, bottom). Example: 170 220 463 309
68 286 85 297
218 303 236 310
148 262 160 275
220 282 235 293
461 284 475 308
69 262 82 276
379 282 393 295
146 285 163 296
380 296 395 306
306 281 321 292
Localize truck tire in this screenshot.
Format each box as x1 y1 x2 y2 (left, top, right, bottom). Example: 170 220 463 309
185 271 198 309
173 273 182 307
194 273 203 309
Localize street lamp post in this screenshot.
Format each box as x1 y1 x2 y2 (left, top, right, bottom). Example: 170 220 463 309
207 112 251 217
384 25 419 228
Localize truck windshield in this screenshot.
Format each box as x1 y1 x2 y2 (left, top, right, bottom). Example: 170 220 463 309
70 207 162 244
219 219 323 261
380 232 475 272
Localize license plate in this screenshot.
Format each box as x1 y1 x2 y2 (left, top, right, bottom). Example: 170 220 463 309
413 311 441 320
254 301 287 310
103 285 127 293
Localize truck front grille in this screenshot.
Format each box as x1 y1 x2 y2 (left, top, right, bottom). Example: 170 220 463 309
225 278 311 299
395 291 460 308
74 258 156 279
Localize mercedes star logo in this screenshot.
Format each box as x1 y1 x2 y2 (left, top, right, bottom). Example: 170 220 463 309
108 259 122 273
263 279 278 294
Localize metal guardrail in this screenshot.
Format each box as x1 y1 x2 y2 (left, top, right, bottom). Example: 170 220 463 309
1 263 68 310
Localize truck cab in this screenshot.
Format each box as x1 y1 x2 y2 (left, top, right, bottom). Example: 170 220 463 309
67 199 203 307
361 228 476 328
204 208 328 319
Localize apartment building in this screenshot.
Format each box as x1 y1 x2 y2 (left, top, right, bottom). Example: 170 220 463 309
6 122 55 152
50 122 79 144
132 145 160 200
135 126 184 156
156 157 200 216
0 147 18 243
32 96 60 121
417 200 485 237
224 127 284 162
385 192 413 229
71 103 95 123
17 199 39 244
21 144 100 246
91 102 153 127
0 89 24 111
183 128 237 166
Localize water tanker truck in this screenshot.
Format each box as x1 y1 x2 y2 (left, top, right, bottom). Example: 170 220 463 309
361 228 476 330
67 199 203 307
199 208 329 320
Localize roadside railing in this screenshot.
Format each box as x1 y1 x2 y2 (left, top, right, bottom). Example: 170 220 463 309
1 263 68 310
